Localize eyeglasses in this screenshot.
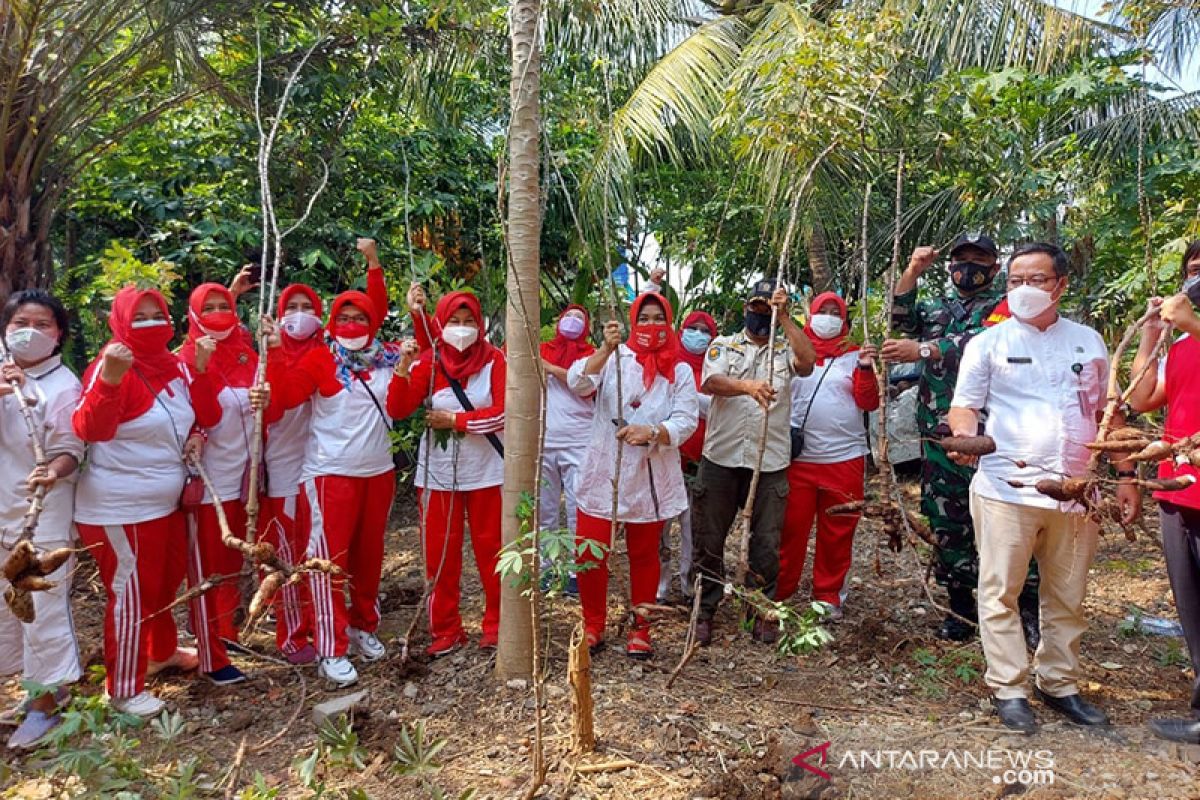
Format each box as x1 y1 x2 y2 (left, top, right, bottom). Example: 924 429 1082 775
1006 275 1058 289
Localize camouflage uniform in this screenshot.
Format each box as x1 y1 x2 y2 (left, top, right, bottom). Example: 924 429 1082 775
892 284 1038 593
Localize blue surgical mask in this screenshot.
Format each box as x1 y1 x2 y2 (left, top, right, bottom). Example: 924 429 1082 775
680 328 712 354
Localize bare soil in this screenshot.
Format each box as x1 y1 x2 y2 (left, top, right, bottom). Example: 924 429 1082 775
3 481 1199 799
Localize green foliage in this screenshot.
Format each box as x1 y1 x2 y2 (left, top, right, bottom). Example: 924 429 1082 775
496 489 608 597
736 592 835 656
911 647 984 698
392 720 448 776
1156 639 1189 668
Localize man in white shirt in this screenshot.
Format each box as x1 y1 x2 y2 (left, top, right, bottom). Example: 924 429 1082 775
948 242 1140 733
692 279 815 646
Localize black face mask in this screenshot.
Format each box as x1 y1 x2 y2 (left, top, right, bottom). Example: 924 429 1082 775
1185 275 1200 307
745 309 773 337
950 261 995 293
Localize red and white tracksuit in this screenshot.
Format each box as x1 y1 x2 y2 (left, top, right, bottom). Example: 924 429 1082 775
260 401 315 656
73 368 221 698
267 352 400 659
0 355 85 689
187 384 254 672
776 352 878 606
391 352 505 646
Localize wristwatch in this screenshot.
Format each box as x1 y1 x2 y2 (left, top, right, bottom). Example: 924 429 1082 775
918 342 933 360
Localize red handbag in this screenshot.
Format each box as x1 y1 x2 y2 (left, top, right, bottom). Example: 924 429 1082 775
181 473 205 511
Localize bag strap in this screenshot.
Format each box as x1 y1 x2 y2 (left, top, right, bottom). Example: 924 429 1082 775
352 371 393 433
437 360 505 458
794 356 834 453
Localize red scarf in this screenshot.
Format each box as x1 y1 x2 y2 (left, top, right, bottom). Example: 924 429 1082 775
82 286 184 422
678 310 717 387
627 292 680 390
541 304 595 369
179 283 257 390
277 283 326 366
435 290 498 381
805 292 860 365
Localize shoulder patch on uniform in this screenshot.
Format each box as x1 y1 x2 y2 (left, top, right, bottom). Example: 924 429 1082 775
707 346 722 361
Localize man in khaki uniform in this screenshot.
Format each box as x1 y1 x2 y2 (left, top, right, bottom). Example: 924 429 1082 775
692 279 815 645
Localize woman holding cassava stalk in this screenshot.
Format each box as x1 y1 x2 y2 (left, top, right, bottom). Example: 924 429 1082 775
568 292 698 659
72 286 222 718
391 286 506 659
1129 239 1200 745
0 290 84 749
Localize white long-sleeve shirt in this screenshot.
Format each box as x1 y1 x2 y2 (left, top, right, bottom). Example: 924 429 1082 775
952 315 1108 511
0 356 83 544
568 345 699 523
199 385 252 503
544 367 594 450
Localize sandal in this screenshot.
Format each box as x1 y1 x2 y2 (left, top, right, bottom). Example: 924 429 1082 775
625 629 653 661
585 630 606 656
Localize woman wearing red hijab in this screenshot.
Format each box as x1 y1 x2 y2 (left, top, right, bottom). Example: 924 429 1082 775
538 305 595 593
775 292 879 621
657 308 717 602
258 283 323 665
266 289 406 687
73 286 222 716
567 293 698 658
178 283 258 686
392 289 506 657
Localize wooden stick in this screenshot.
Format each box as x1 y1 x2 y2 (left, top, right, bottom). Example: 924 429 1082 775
576 759 639 775
734 141 837 587
568 624 595 754
0 338 49 544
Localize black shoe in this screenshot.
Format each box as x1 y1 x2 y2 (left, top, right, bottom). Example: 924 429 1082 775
937 586 977 641
1034 689 1109 726
994 697 1038 734
1148 717 1200 744
695 619 713 647
1018 589 1040 651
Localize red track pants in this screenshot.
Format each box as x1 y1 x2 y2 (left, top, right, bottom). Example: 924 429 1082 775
186 501 246 673
260 494 313 655
77 513 186 699
776 457 865 606
300 472 395 658
419 486 502 642
575 510 663 639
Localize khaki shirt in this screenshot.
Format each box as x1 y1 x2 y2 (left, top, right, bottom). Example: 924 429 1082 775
701 331 797 472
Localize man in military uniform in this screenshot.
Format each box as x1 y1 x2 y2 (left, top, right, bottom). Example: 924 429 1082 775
882 235 1040 645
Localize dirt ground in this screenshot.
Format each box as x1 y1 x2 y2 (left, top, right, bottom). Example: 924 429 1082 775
3 481 1199 800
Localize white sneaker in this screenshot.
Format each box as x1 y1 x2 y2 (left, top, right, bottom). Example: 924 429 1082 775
109 690 165 718
317 656 359 688
347 628 386 663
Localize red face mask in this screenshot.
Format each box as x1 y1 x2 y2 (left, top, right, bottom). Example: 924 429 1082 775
632 322 668 351
126 320 175 353
331 321 371 351
197 310 239 339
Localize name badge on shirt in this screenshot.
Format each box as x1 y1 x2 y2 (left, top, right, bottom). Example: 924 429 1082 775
1006 357 1032 364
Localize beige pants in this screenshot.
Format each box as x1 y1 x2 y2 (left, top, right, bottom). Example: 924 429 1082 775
970 493 1099 700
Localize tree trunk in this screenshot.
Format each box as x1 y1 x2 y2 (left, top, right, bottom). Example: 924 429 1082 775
807 221 832 293
495 0 542 680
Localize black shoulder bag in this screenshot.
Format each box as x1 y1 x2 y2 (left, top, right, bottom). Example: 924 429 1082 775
353 372 414 471
790 359 833 460
436 361 505 458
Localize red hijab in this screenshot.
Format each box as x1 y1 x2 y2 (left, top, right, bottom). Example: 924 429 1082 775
434 290 498 381
179 283 257 389
678 310 717 387
541 304 595 370
627 292 680 390
328 290 379 335
82 286 183 422
805 291 860 364
276 283 326 365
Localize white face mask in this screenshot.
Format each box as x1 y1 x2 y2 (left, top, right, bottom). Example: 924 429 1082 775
442 325 479 352
130 318 169 329
280 311 323 340
335 335 370 351
1007 284 1057 321
809 314 843 340
5 327 58 363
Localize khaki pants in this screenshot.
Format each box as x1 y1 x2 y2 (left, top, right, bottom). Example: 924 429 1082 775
970 493 1098 700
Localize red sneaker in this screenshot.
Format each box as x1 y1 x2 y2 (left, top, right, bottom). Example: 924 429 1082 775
425 633 468 658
